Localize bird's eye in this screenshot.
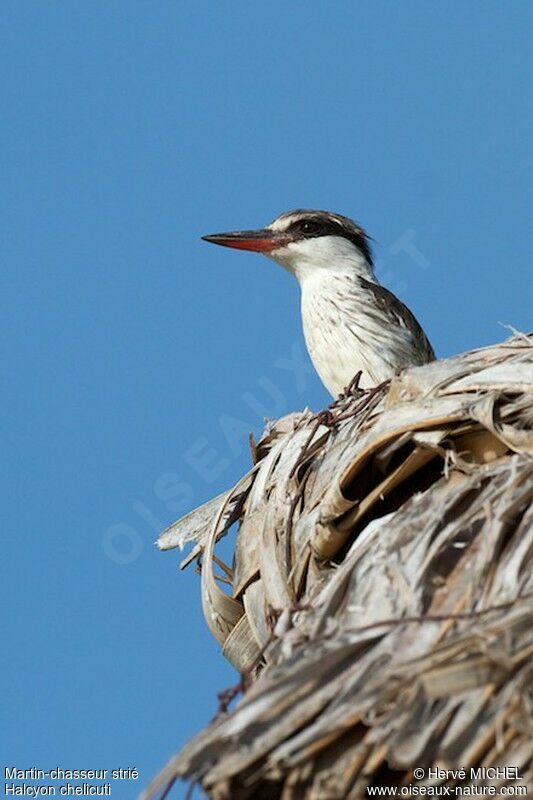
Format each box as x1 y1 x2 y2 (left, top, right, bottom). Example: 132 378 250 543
299 219 320 235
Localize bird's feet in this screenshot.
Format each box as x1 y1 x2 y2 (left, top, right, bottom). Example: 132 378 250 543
339 370 363 399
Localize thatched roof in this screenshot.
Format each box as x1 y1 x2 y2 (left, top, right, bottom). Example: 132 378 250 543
145 334 533 799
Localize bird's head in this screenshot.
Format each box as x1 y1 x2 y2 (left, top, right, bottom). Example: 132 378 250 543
202 209 373 281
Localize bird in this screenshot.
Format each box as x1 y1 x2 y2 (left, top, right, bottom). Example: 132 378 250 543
202 209 435 397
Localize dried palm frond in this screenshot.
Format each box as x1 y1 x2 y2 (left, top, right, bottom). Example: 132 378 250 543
145 334 533 799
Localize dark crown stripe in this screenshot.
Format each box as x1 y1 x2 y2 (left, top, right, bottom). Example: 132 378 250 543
280 209 373 266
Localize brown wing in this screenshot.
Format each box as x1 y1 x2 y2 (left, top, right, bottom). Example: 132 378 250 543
359 278 435 362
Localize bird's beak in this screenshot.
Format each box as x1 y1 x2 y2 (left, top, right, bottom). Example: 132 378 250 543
202 228 291 253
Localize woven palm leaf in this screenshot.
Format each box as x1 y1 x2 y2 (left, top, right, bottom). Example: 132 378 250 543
146 334 533 799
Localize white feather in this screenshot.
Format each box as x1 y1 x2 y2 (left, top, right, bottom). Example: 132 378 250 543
264 231 430 396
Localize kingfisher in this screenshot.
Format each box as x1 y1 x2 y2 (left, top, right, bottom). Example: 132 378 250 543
203 209 435 396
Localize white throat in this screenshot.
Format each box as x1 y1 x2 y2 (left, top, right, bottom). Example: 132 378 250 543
265 235 396 394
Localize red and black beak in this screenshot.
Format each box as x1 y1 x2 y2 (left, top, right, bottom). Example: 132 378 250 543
202 228 291 253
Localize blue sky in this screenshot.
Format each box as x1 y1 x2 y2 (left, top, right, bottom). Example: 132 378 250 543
1 2 531 798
